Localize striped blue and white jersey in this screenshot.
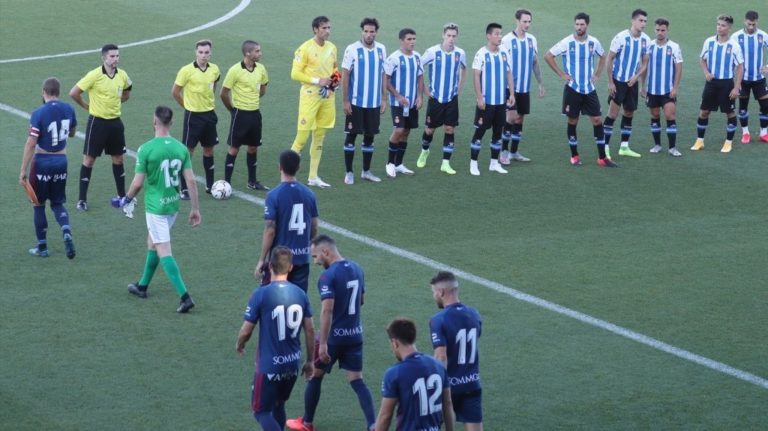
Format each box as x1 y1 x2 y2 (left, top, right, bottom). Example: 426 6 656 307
342 40 387 108
730 29 768 82
384 49 423 107
472 47 511 105
609 29 651 82
421 44 467 103
646 40 683 96
700 36 744 80
502 31 538 93
549 34 605 94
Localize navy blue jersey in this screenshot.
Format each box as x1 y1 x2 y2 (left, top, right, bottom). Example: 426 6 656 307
243 280 313 375
317 260 365 345
381 352 448 431
264 181 318 265
429 303 482 394
29 101 77 152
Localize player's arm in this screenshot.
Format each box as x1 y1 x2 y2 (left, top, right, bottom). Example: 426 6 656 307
415 73 424 109
457 64 467 97
630 53 648 88
220 86 234 111
432 346 448 368
605 50 617 93
533 56 545 97
69 85 89 112
731 62 744 100
171 84 185 109
380 70 388 114
301 316 315 380
506 68 516 107
441 387 455 431
291 49 331 86
182 168 201 226
317 298 334 363
236 321 255 354
593 52 606 83
310 216 318 241
342 68 352 115
19 134 38 185
124 172 146 202
260 82 267 98
374 397 398 431
121 88 131 103
671 61 683 99
473 68 484 110
544 51 568 82
385 75 408 107
255 219 276 279
699 57 713 81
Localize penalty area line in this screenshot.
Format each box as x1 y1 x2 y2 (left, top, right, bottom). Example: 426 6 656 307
1 100 766 391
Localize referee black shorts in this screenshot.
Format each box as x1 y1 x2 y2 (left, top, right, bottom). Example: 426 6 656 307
608 80 639 111
700 79 735 113
562 85 602 118
183 110 219 148
227 109 262 148
83 116 126 157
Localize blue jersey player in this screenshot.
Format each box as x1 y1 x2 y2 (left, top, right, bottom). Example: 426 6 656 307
257 150 319 292
376 317 454 431
429 271 483 431
238 246 315 431
287 235 376 431
20 78 78 259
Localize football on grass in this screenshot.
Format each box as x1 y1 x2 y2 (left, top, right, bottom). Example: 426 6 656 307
210 180 232 200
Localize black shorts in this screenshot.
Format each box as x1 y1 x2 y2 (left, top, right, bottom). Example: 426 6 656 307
740 78 768 100
390 106 419 129
608 80 639 111
473 104 506 131
227 109 262 148
646 93 676 109
345 106 380 135
562 86 602 118
183 110 218 148
83 116 126 157
505 91 531 115
700 79 735 113
425 96 459 128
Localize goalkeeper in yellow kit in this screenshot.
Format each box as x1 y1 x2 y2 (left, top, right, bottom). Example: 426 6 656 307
291 16 339 188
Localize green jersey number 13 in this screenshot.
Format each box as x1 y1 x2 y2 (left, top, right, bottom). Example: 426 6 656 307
160 159 183 188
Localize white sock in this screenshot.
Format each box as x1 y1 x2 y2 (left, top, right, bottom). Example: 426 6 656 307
743 126 750 134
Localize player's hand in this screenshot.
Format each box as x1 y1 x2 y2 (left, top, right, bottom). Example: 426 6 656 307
415 96 423 109
112 196 136 218
343 100 352 115
19 173 26 186
318 86 330 98
476 99 486 110
318 77 331 87
670 88 678 99
236 342 245 355
380 100 387 114
607 82 616 97
761 65 768 76
188 209 201 227
627 75 638 87
507 94 515 108
640 87 647 99
705 72 714 82
560 72 572 83
302 361 314 381
397 95 408 107
591 74 601 85
254 260 265 281
318 343 331 363
729 87 740 100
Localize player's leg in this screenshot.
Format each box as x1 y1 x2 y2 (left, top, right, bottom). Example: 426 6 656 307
307 97 335 186
361 108 381 182
128 232 159 299
603 98 621 156
500 104 516 164
343 108 361 184
149 213 194 311
616 82 641 157
395 128 413 173
693 82 718 150
292 95 315 154
386 108 405 177
469 106 490 176
253 374 281 431
245 111 267 191
488 107 507 174
756 81 768 141
78 116 102 210
287 343 330 431
201 114 217 192
649 102 663 152
179 111 198 199
721 81 738 153
439 98 459 174
107 119 128 198
346 363 375 430
663 100 680 156
509 92 530 162
738 81 751 142
28 160 48 256
48 156 75 259
224 109 241 184
418 98 440 168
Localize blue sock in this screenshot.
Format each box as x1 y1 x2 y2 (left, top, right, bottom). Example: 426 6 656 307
33 206 48 242
273 402 286 429
254 411 280 431
304 377 323 423
351 378 376 428
50 204 71 235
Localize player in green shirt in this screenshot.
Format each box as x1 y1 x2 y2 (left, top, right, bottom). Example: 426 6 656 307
115 106 201 313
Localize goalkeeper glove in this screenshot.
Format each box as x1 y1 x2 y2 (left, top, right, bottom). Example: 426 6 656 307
111 196 137 218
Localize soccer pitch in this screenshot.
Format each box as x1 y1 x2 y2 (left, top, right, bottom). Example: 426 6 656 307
1 0 767 429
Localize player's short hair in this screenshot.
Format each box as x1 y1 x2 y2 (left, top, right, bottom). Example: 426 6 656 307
312 15 330 30
101 44 118 55
360 17 379 31
430 270 458 288
241 40 260 55
154 105 173 126
745 10 759 21
279 150 301 176
387 317 417 345
574 12 590 24
42 77 60 97
631 9 647 19
515 9 532 20
399 28 416 40
311 234 336 248
270 246 293 275
195 39 212 49
443 22 459 34
717 14 734 25
655 18 670 27
486 22 502 34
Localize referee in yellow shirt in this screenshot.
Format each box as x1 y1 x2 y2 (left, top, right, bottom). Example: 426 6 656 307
172 39 220 198
220 40 270 191
69 43 132 211
290 16 338 189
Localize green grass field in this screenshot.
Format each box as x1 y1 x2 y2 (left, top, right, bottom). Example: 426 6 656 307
2 0 768 429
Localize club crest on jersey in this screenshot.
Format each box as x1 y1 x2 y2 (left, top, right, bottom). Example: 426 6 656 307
455 53 460 62
394 116 400 124
641 39 647 49
727 46 732 54
666 47 673 56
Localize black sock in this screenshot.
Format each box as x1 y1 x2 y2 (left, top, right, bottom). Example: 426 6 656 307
112 163 126 197
443 133 454 160
726 116 737 141
79 165 92 201
603 116 615 146
388 141 398 164
511 123 522 153
203 155 214 189
421 131 432 150
667 120 677 148
697 117 708 139
594 124 606 158
344 134 356 172
620 115 633 143
470 139 481 160
396 141 407 165
246 152 257 183
651 119 662 146
502 121 514 151
362 139 374 172
224 153 236 183
568 124 578 157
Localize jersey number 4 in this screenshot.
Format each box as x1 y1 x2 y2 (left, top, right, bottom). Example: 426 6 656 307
412 374 443 416
289 203 306 235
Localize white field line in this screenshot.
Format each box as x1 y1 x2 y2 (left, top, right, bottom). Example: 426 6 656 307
2 104 766 393
0 0 251 64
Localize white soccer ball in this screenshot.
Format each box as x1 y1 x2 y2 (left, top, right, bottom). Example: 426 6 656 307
210 180 232 200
